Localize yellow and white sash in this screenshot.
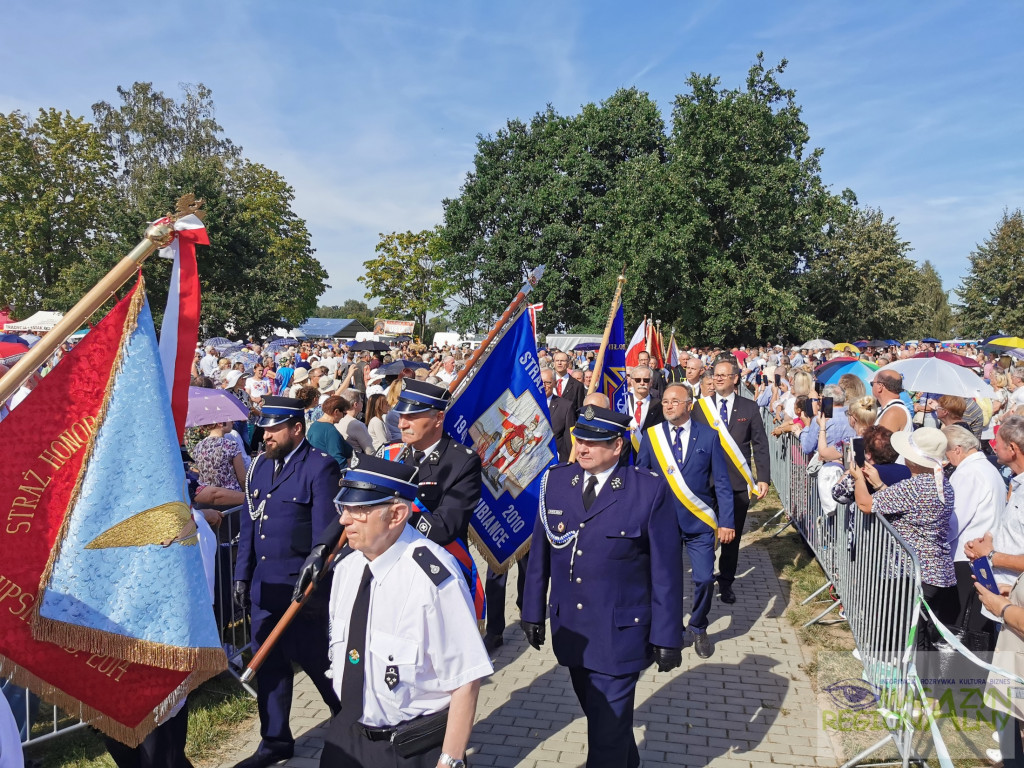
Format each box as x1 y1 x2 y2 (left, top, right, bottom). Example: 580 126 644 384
648 424 718 530
697 396 755 497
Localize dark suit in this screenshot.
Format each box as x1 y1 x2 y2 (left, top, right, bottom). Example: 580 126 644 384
235 441 342 757
547 395 575 463
636 420 734 633
690 393 770 588
555 373 585 413
523 464 683 768
649 368 666 398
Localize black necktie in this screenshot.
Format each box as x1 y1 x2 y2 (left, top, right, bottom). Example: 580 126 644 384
340 564 373 723
273 461 282 482
413 450 425 465
582 476 598 511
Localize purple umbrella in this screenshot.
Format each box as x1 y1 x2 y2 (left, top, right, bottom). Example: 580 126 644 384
185 387 249 427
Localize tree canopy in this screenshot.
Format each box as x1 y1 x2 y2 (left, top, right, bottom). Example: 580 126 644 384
956 209 1024 337
0 83 328 338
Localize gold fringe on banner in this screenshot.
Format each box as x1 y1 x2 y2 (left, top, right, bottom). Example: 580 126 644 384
31 276 225 673
0 652 214 748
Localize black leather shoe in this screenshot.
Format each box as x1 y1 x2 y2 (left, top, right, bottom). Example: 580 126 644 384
719 584 736 604
692 631 713 659
232 748 294 768
483 632 504 654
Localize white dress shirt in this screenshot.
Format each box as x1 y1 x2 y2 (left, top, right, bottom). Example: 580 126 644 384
328 526 493 727
948 451 1006 563
669 421 691 464
555 373 573 398
628 393 652 429
583 464 618 498
716 392 736 425
994 472 1024 586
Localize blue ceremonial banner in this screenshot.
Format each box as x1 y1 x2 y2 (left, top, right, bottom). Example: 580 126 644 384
33 283 225 675
604 304 629 414
445 311 557 573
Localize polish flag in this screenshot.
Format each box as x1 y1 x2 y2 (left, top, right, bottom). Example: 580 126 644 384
625 318 647 367
157 214 208 442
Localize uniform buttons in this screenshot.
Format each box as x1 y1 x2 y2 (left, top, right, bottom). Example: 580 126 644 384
575 577 582 584
579 522 585 528
267 493 272 499
293 497 297 501
620 531 625 535
634 617 640 623
260 534 266 540
260 556 266 561
264 515 270 520
576 549 583 556
576 603 583 610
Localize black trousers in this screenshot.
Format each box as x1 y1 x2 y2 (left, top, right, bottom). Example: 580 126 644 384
716 489 750 587
104 698 192 768
484 553 528 636
320 719 446 768
568 667 641 768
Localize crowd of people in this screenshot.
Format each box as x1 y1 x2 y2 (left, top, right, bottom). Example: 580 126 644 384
3 328 1024 768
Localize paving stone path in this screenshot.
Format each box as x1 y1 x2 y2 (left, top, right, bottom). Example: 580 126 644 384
209 541 836 767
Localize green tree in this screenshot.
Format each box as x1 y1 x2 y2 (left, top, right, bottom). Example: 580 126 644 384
316 299 377 330
441 89 670 333
0 109 117 314
956 209 1024 337
666 55 836 345
908 260 953 340
805 205 922 341
360 228 453 335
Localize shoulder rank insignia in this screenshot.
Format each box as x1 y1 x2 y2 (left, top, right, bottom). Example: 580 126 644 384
611 477 623 490
571 474 580 486
413 547 451 586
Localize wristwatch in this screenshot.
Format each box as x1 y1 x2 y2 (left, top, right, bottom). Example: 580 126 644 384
439 753 466 768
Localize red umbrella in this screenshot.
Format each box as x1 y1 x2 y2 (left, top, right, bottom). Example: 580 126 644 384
913 350 978 368
0 341 30 358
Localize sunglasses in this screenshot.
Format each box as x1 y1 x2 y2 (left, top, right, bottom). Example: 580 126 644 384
633 377 651 383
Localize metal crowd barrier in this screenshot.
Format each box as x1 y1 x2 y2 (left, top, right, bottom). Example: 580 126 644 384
15 503 255 748
756 404 930 768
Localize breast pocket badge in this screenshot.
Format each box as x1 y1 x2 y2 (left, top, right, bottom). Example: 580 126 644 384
385 665 400 691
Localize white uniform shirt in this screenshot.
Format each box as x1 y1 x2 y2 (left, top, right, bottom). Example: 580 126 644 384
328 526 493 727
948 451 1006 563
715 392 736 425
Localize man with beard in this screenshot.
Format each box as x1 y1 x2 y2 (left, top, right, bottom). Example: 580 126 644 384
233 397 342 768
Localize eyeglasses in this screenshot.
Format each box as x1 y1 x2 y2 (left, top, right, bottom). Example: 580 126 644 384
336 500 393 520
663 399 692 407
633 377 651 383
712 373 733 379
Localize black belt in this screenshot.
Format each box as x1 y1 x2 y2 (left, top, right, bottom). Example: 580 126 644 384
360 724 396 742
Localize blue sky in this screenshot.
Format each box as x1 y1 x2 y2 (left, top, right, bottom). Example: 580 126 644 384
3 1 1021 307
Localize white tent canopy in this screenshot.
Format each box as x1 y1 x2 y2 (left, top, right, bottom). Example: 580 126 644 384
3 311 63 333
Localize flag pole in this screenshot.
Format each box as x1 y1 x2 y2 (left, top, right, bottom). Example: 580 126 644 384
0 196 204 404
588 272 626 396
447 265 545 397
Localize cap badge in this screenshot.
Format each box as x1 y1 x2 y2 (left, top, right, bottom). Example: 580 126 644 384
401 379 409 390
571 474 580 486
583 405 595 421
350 455 359 468
611 477 623 490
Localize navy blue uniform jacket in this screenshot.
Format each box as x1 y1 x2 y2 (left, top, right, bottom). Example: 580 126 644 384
235 441 342 613
635 420 735 535
522 463 683 675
